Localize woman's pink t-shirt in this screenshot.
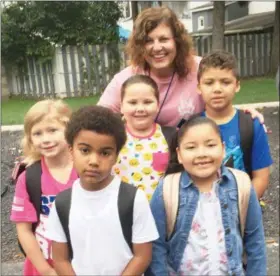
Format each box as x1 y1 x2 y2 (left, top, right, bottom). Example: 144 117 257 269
10 158 78 276
98 56 205 127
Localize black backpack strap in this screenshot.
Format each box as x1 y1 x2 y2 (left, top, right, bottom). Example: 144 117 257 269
161 126 177 148
26 161 42 231
56 188 73 260
238 110 254 178
118 182 137 252
177 112 205 129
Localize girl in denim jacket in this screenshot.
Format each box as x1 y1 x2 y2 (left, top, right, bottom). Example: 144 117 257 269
147 115 266 276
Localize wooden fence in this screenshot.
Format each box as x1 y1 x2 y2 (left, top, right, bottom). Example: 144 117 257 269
6 43 127 98
5 30 273 98
193 30 273 78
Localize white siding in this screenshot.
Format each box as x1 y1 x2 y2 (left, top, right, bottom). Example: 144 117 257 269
249 1 275 14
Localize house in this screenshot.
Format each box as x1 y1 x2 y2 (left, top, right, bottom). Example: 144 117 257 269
117 1 209 33
191 1 249 33
190 1 276 33
191 10 274 36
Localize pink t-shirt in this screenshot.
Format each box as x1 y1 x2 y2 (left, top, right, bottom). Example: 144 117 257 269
98 56 205 127
10 158 78 276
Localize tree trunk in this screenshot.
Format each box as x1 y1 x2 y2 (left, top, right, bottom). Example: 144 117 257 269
270 1 279 75
212 1 225 51
131 1 138 22
158 1 162 7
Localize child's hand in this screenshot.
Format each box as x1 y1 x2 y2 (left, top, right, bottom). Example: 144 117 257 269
243 107 264 124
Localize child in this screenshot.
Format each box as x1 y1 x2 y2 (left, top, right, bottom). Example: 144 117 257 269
181 50 273 200
10 100 78 276
113 75 176 201
147 115 266 276
45 105 159 275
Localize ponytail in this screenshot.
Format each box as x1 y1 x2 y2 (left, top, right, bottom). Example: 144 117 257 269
165 130 185 176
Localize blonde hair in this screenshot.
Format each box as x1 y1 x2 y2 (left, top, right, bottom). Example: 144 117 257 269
22 99 72 165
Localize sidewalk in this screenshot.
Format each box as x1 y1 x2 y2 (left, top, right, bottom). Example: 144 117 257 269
1 238 279 275
1 101 279 132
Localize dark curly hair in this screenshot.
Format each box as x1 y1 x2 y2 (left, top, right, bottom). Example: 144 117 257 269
65 105 126 154
121 74 159 101
125 6 196 79
165 114 223 176
198 50 239 82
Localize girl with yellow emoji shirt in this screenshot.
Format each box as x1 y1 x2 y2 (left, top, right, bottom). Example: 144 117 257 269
113 75 176 201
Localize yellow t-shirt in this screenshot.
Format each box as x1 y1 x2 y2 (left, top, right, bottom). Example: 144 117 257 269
113 124 169 201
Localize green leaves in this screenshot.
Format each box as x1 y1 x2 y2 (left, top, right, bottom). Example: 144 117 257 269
1 1 122 68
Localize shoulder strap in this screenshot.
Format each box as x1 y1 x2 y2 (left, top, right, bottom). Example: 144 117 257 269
238 110 254 178
163 172 181 240
118 182 137 252
227 167 251 238
56 188 73 260
26 160 42 231
161 126 177 147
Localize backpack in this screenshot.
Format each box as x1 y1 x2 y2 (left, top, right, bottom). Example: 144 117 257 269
11 160 42 256
162 167 251 267
162 167 251 241
55 182 137 260
160 126 177 149
177 110 254 178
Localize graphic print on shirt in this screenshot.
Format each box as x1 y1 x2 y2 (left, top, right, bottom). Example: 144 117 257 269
178 96 195 120
113 124 169 201
223 135 245 171
36 195 56 259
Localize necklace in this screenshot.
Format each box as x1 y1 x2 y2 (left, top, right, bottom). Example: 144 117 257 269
148 69 176 123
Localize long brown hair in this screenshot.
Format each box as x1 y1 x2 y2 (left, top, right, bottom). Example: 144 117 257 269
125 6 196 78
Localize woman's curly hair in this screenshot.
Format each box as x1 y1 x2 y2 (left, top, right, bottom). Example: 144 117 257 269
125 6 196 78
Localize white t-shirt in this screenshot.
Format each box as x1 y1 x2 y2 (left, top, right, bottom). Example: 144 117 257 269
46 177 159 275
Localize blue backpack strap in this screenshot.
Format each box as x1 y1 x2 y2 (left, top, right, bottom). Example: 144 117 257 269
118 182 137 252
55 188 73 260
238 110 254 178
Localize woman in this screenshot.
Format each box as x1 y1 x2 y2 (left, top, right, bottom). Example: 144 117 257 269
98 6 263 127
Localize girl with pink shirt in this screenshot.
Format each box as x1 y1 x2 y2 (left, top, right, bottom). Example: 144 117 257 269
98 6 263 127
10 100 78 276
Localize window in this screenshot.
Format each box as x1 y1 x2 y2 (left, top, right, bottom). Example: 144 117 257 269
198 16 205 30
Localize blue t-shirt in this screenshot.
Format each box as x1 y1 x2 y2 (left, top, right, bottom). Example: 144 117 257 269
202 109 273 172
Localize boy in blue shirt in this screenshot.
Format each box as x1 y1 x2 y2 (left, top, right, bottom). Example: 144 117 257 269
196 50 273 200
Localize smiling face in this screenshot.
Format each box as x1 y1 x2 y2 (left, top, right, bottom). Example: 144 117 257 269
70 130 118 191
198 68 240 112
177 123 225 184
144 23 177 77
121 82 159 134
30 117 68 160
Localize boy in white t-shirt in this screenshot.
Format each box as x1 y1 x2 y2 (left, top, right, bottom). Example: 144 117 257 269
46 106 159 276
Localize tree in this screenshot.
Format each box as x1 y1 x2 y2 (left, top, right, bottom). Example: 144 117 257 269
131 1 138 22
271 1 279 74
1 1 122 68
212 1 225 50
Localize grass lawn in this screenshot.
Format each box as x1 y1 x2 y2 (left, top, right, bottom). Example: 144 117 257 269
2 77 278 125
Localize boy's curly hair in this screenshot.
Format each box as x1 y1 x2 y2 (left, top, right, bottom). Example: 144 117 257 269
65 105 126 154
198 50 239 82
125 6 196 78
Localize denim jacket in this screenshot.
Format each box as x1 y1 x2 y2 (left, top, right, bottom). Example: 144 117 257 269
147 166 266 276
